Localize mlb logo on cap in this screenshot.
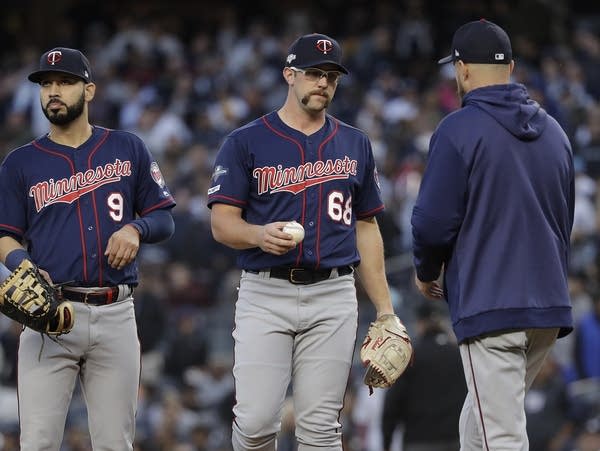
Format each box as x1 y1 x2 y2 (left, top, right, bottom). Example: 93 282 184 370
438 19 512 65
28 47 93 83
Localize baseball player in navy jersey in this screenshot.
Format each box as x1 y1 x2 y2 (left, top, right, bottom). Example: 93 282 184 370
208 33 401 451
0 47 175 450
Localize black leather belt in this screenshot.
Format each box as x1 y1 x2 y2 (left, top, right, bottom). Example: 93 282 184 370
248 266 353 285
61 286 132 306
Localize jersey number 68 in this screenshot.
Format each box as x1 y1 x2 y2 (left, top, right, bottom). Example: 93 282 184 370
328 192 352 226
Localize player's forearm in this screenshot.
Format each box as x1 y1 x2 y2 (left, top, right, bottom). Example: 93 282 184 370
214 223 263 249
357 260 395 316
355 217 394 316
210 207 262 249
129 209 175 243
0 235 26 265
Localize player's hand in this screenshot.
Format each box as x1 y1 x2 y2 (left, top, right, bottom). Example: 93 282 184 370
414 275 444 300
257 222 298 255
38 268 53 285
105 225 140 269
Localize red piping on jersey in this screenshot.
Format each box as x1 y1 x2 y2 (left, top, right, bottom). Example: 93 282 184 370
33 142 89 281
262 115 307 265
0 223 24 235
207 194 247 207
357 205 385 219
87 128 110 286
315 118 340 269
140 198 176 216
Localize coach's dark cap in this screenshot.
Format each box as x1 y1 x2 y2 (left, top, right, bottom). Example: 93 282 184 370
285 33 349 74
438 19 512 65
28 47 93 83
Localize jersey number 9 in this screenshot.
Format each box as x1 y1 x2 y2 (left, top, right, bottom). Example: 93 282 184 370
108 193 124 221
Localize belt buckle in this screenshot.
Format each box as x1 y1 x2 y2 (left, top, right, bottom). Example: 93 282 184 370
83 292 91 304
289 268 309 285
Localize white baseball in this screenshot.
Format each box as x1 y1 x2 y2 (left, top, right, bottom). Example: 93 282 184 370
283 221 305 244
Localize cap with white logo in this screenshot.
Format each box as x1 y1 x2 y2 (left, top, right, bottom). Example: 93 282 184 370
28 47 93 83
285 33 349 74
438 19 512 65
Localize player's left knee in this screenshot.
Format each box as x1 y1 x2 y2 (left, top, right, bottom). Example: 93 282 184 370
232 420 276 451
295 424 342 450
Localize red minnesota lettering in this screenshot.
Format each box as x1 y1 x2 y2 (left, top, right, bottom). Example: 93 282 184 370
253 157 358 195
29 159 132 212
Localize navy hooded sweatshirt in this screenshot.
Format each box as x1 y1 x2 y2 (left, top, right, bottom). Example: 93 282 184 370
411 83 574 343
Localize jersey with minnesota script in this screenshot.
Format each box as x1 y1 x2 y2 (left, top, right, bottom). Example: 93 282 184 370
0 126 175 286
207 111 384 270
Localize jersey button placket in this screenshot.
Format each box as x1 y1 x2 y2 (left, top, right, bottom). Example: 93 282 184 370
303 183 319 265
86 226 97 260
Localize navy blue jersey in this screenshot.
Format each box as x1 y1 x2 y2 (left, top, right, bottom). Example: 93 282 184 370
207 111 384 270
0 126 175 286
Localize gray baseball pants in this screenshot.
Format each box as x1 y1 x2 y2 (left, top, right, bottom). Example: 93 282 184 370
18 297 139 451
458 328 559 451
231 270 358 451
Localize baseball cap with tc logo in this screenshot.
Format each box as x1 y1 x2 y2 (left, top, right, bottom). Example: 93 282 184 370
285 33 349 74
28 47 93 83
438 19 512 65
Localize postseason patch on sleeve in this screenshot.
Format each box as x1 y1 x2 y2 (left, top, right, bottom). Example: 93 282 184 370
211 165 228 182
208 165 228 195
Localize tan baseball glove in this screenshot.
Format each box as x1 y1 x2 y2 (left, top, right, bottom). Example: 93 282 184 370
0 259 74 336
360 313 413 394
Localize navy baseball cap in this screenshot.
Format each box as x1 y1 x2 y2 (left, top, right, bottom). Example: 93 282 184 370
285 33 349 74
28 47 93 83
438 19 512 65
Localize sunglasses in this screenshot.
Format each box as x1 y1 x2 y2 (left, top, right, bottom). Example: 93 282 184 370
290 67 342 84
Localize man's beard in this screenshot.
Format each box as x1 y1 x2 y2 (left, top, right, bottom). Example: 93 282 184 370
42 92 85 125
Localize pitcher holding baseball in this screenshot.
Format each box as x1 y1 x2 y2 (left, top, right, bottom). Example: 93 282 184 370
207 33 406 451
283 220 305 244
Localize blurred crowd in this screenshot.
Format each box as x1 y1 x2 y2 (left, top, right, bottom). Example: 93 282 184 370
0 0 599 450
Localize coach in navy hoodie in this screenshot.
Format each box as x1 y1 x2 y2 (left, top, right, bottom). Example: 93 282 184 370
411 20 574 451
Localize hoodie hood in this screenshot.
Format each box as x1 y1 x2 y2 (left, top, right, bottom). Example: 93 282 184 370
462 83 546 140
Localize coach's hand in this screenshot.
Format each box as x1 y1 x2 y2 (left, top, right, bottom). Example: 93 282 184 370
414 275 444 300
105 225 140 269
258 222 298 255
